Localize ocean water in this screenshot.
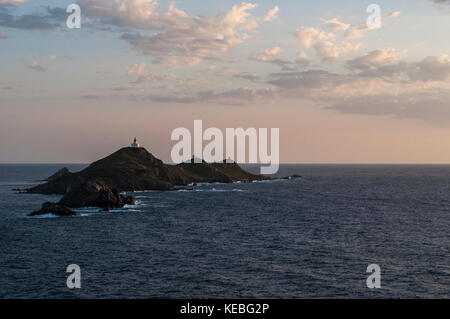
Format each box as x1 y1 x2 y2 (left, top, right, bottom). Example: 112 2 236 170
0 164 448 298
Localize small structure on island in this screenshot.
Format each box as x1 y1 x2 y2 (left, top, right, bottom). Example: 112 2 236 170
131 137 140 148
224 157 235 164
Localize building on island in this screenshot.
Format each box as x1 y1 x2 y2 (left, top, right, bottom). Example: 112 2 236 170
131 137 140 148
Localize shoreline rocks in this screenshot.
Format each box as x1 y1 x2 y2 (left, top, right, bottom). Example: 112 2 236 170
122 196 138 206
28 202 78 217
59 180 136 210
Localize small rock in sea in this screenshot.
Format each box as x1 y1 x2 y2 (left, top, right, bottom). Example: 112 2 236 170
123 196 138 205
28 202 78 217
59 180 137 210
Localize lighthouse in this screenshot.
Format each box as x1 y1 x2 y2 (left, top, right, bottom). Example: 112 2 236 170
131 137 140 148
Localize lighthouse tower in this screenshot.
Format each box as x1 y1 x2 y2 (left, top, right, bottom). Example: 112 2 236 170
131 137 140 148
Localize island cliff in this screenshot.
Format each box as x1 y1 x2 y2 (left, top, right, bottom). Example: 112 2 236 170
26 147 269 215
27 147 269 195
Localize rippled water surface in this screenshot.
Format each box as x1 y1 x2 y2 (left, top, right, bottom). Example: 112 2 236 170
0 164 449 298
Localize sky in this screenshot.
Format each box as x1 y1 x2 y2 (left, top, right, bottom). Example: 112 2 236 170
0 0 450 164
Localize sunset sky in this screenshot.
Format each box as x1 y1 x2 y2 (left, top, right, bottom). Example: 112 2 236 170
1 0 450 164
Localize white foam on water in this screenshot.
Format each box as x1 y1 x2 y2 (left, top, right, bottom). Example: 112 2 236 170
73 207 102 213
30 213 58 219
109 208 127 213
132 190 155 193
190 188 249 193
252 178 281 183
195 183 208 186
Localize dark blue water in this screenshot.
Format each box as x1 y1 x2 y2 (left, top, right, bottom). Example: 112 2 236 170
0 164 449 298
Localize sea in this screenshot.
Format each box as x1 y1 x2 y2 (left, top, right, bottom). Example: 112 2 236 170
0 164 448 298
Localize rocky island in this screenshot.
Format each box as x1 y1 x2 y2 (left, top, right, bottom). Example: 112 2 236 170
26 144 270 216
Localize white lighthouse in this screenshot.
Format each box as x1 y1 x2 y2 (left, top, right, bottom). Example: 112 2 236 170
131 137 140 148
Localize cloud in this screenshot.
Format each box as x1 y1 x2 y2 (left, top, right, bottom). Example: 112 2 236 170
264 5 279 22
268 53 449 92
313 41 361 62
150 87 276 106
344 11 401 39
267 69 351 92
320 17 350 31
346 49 404 71
126 62 147 76
6 0 445 122
386 11 401 18
233 72 260 81
77 0 159 29
206 66 238 77
250 46 282 62
428 0 450 4
124 62 176 84
293 22 360 62
75 1 260 66
327 90 450 125
348 53 450 83
293 26 334 48
407 54 450 82
0 6 64 30
132 73 175 84
44 6 69 20
0 13 55 30
120 3 259 66
249 47 308 70
344 23 369 39
78 47 449 124
297 51 309 65
264 49 450 124
27 60 45 72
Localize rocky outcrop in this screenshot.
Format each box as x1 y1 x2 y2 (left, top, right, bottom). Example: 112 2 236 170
27 147 269 195
28 180 137 216
122 196 138 205
25 147 274 216
28 202 78 217
45 167 70 182
28 173 85 195
59 180 135 210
